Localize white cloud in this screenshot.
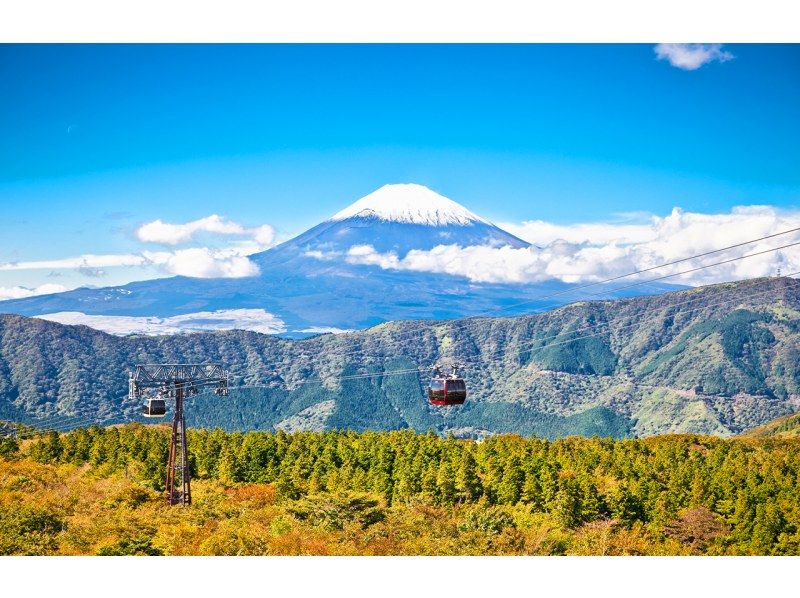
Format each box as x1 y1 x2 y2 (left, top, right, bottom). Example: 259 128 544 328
499 220 656 246
304 249 338 261
0 283 68 301
654 43 734 70
0 213 277 292
311 206 800 287
137 214 242 244
1 247 261 279
136 214 276 247
345 244 401 269
36 308 286 336
297 326 353 335
143 248 260 278
0 254 149 271
251 224 277 246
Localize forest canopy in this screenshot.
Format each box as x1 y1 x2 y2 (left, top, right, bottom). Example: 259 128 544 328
1 424 798 556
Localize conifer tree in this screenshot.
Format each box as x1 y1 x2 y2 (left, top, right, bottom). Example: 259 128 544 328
30 430 63 463
752 502 784 553
217 444 243 485
552 478 582 528
497 455 524 505
436 458 457 505
521 470 543 509
421 461 439 502
456 448 482 503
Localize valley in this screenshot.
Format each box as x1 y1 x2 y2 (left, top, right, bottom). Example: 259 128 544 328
1 276 798 438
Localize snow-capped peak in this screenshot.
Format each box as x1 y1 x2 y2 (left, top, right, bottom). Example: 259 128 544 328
330 184 488 226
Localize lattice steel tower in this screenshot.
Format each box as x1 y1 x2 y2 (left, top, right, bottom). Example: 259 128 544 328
129 364 228 506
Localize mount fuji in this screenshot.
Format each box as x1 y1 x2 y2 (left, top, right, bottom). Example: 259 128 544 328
0 184 678 336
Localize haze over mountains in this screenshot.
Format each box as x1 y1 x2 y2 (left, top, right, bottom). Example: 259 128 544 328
1 276 798 438
0 184 680 336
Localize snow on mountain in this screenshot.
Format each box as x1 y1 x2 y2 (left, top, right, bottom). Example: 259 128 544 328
269 183 528 259
330 184 489 226
1 182 680 336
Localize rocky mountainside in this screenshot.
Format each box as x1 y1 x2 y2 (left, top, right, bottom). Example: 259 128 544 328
1 277 799 438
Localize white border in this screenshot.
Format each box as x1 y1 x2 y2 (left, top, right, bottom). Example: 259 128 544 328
1 0 799 42
1 0 798 590
0 556 797 597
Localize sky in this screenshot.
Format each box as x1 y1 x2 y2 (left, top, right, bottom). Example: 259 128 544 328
0 43 799 297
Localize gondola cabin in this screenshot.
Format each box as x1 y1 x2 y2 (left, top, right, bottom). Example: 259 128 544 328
142 398 166 418
427 372 467 406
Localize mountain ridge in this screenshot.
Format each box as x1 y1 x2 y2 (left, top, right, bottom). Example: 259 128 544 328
1 276 798 438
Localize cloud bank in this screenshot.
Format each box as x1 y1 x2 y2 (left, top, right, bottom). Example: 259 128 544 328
654 43 734 70
0 213 277 283
0 283 68 301
0 249 260 279
141 248 261 278
136 214 275 247
310 206 800 286
36 308 287 336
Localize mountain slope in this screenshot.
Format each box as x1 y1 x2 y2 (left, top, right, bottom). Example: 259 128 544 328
739 412 800 438
0 184 677 336
1 277 798 438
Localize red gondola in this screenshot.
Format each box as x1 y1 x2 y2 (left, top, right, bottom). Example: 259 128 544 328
427 366 467 406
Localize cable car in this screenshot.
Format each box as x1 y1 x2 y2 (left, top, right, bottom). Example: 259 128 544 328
142 397 166 418
427 366 467 406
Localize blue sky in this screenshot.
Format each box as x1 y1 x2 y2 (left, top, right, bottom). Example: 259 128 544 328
0 44 798 294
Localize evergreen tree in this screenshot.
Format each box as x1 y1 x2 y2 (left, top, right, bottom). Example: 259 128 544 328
578 474 603 522
752 503 784 554
497 455 524 505
142 434 167 491
217 444 243 485
552 478 582 528
421 461 438 502
30 430 63 463
436 458 457 505
521 470 543 510
456 448 482 503
0 435 19 459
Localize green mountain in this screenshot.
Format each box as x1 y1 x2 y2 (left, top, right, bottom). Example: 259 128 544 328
1 276 799 438
739 412 800 439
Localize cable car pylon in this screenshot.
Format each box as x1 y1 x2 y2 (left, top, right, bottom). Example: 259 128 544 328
128 364 229 506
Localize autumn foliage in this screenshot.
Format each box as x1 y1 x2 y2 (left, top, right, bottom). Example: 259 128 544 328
1 425 798 555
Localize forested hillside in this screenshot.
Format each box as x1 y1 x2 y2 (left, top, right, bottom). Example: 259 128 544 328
740 412 800 439
1 425 798 555
1 276 799 438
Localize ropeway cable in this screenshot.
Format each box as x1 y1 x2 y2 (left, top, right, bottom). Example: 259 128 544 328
24 268 800 431
262 229 800 366
22 272 797 434
11 238 800 432
220 269 799 390
227 239 800 381
470 225 800 318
